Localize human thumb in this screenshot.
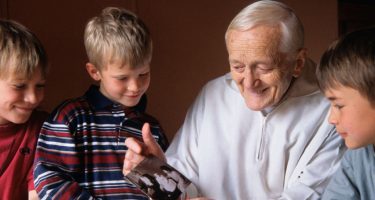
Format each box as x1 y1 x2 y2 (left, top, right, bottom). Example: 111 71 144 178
142 123 166 161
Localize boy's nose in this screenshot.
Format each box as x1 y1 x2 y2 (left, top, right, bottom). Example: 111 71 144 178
328 107 338 125
24 89 41 104
127 79 140 92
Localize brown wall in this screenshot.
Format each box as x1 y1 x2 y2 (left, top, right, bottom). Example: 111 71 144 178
0 0 338 141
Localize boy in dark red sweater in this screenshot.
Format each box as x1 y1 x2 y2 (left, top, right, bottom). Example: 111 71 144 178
0 19 48 199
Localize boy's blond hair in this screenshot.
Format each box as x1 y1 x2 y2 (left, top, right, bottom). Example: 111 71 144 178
0 19 47 79
317 27 375 105
84 7 152 70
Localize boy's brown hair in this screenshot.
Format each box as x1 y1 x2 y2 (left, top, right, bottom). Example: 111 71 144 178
84 7 152 70
0 19 47 79
317 27 375 104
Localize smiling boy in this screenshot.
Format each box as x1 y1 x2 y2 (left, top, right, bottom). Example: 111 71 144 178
0 19 48 200
316 27 375 200
33 7 168 199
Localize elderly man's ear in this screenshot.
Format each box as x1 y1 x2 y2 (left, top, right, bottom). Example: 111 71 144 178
292 48 307 78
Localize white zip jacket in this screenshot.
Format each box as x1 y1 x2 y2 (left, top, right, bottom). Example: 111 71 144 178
166 60 346 200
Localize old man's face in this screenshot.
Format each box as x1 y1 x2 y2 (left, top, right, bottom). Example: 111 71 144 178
227 25 297 111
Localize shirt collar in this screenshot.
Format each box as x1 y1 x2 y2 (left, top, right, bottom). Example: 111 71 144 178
85 85 112 110
84 84 147 112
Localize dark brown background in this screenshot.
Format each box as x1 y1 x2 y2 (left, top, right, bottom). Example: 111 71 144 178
0 0 339 140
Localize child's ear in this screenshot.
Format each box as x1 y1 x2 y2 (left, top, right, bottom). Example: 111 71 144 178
292 48 307 78
86 63 101 81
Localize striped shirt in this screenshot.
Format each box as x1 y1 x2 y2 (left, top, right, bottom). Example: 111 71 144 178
34 85 169 199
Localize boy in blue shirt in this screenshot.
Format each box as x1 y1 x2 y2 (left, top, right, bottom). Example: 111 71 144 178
34 7 168 199
316 27 375 200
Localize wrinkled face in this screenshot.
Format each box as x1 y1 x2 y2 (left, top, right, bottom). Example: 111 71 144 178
325 85 375 149
227 26 298 111
94 60 150 108
0 68 45 125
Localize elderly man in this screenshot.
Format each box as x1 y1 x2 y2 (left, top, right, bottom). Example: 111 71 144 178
124 1 345 199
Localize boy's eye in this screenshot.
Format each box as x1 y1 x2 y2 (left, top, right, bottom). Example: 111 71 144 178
13 84 26 89
116 77 128 81
333 104 344 110
139 72 150 77
36 84 46 89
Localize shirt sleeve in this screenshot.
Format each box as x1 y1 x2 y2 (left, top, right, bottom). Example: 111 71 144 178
321 151 360 200
33 113 94 199
165 87 207 194
281 125 346 200
27 164 35 191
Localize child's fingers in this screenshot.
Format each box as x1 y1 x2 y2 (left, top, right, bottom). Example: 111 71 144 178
141 123 158 149
123 123 166 176
125 137 145 154
124 124 156 155
123 149 145 175
141 123 166 161
123 137 147 175
122 156 133 175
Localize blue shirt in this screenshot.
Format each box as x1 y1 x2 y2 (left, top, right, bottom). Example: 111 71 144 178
322 144 375 200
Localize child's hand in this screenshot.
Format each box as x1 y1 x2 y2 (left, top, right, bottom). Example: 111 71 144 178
28 190 39 200
123 123 166 175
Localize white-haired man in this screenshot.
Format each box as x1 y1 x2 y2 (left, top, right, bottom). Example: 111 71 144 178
123 1 345 199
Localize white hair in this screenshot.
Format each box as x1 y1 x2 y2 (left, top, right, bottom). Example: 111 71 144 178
225 0 304 56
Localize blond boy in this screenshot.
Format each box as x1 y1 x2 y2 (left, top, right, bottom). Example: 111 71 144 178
316 27 375 200
33 7 168 199
0 19 48 200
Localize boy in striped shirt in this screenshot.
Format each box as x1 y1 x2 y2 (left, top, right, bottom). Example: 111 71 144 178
34 7 168 199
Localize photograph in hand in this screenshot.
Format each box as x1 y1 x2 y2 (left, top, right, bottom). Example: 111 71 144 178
125 156 191 200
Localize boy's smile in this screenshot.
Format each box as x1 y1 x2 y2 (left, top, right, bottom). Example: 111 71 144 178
87 60 150 108
0 68 45 125
325 85 375 149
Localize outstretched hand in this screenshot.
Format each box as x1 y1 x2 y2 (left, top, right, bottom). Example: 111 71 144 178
123 123 166 175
